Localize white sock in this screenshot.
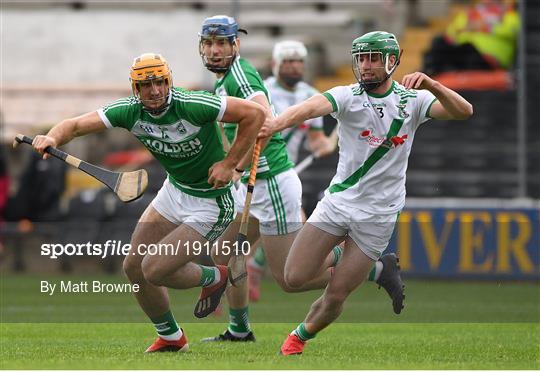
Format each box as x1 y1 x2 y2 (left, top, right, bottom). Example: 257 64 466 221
208 267 221 287
159 328 183 341
228 327 250 338
372 261 383 281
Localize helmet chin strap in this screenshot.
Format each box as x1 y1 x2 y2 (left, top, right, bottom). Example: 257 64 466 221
361 75 390 92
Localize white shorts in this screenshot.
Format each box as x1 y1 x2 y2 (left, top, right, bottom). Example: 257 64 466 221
151 179 236 242
234 168 302 236
307 194 400 260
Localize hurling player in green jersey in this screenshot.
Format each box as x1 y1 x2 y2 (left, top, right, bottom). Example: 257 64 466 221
31 53 265 353
260 31 473 356
197 15 342 343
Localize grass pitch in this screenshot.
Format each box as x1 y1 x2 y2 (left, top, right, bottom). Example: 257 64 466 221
1 274 539 369
1 323 538 369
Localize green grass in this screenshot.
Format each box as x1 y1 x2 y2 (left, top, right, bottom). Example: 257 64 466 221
1 274 539 369
1 274 538 323
1 323 538 369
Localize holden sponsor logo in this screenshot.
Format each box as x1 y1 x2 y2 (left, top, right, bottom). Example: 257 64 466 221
140 137 203 159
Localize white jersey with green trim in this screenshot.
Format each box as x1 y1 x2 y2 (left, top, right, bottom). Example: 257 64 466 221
322 80 437 214
264 76 324 164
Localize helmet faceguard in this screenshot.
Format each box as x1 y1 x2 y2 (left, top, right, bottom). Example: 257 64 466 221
272 40 308 88
350 31 401 92
198 15 248 74
130 53 173 115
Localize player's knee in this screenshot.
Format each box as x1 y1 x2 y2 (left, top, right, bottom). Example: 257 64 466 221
274 276 297 293
141 260 165 286
273 270 301 292
122 256 143 283
284 270 305 289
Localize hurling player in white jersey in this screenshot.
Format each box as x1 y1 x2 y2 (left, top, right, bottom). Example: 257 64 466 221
265 40 335 165
250 39 405 312
260 31 473 355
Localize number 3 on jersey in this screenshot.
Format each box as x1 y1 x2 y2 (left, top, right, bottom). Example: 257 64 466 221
377 107 384 118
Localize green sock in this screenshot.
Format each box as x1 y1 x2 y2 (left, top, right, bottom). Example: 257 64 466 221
150 310 181 340
253 246 266 268
368 261 383 281
199 265 218 287
293 322 316 341
228 307 251 336
331 246 343 267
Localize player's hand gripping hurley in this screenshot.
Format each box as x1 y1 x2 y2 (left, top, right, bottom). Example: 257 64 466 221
13 134 148 202
228 140 262 287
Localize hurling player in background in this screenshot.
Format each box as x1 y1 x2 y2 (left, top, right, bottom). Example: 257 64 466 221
198 16 407 344
198 15 343 343
247 40 336 301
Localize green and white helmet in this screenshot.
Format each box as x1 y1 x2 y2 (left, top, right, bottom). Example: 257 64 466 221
350 31 401 91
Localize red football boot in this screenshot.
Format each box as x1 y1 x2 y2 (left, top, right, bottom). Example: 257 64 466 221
194 265 228 318
279 333 306 355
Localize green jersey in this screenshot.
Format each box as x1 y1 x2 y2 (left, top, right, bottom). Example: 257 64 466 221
214 57 293 180
98 87 230 198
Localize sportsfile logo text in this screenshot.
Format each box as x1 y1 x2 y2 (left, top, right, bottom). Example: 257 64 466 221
41 240 251 259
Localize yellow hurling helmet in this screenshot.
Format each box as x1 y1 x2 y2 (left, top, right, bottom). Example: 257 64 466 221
130 53 173 113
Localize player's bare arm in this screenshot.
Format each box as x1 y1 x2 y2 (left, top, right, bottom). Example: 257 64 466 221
260 94 333 138
208 96 265 188
32 111 106 159
401 72 473 120
234 94 273 171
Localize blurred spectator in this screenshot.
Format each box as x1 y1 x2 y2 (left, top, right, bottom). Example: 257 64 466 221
406 0 428 27
4 146 67 271
6 148 67 223
0 145 8 257
423 0 520 76
0 148 8 219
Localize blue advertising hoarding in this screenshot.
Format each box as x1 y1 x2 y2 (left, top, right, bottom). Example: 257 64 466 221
387 207 540 279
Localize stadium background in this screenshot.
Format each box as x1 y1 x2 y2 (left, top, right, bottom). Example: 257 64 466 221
0 0 538 369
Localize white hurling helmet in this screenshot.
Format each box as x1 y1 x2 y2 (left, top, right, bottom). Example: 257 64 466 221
272 40 308 78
